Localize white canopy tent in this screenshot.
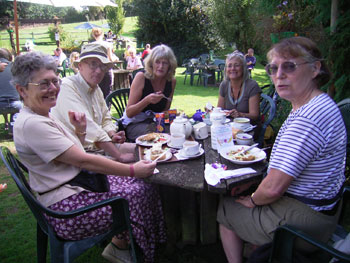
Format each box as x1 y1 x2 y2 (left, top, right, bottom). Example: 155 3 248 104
7 0 117 54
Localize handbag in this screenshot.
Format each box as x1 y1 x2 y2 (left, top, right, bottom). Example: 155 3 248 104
67 169 110 192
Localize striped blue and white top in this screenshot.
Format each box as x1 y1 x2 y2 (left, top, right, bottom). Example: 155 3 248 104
268 93 346 211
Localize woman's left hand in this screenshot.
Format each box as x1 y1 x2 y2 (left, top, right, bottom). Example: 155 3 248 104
235 195 255 208
229 109 240 118
68 111 87 134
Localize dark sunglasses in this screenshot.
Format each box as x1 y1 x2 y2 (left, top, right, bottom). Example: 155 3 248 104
265 61 310 76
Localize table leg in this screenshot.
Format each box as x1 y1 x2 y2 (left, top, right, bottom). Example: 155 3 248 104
160 186 181 249
200 189 218 244
180 189 198 245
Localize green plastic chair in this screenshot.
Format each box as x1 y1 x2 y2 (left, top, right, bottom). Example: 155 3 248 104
258 93 277 148
105 88 130 132
0 146 140 263
338 98 350 178
183 58 200 86
269 186 350 263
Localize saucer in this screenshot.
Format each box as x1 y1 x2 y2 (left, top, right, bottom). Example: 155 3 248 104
167 142 183 149
179 148 204 159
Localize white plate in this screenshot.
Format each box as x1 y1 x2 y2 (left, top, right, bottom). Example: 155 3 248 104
167 141 183 149
135 133 170 147
178 148 204 159
220 145 266 165
144 150 172 162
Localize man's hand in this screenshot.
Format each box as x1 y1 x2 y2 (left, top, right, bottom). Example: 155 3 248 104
111 131 126 144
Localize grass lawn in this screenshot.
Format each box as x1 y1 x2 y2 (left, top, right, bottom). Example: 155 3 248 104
0 17 139 55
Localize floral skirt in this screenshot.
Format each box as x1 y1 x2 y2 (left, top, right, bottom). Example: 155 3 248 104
47 176 166 262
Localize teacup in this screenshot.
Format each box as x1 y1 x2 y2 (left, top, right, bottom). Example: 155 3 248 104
170 133 186 148
236 133 253 145
232 117 250 130
193 122 209 140
182 141 200 156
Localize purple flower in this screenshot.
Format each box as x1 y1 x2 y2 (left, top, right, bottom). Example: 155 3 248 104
288 13 293 20
211 163 227 170
277 4 282 9
283 1 288 6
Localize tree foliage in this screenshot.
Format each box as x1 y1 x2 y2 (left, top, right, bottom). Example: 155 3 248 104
106 0 125 37
321 0 350 101
209 0 255 52
133 0 222 63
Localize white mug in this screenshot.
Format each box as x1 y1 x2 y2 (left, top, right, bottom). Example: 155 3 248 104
182 141 200 156
170 133 186 148
193 122 209 140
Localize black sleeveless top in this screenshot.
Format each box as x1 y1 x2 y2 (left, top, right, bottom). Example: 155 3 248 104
141 78 172 113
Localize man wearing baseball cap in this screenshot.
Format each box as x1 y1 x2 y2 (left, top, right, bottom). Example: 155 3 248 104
52 42 135 162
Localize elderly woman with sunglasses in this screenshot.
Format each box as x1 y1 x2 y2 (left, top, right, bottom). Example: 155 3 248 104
11 52 166 263
217 51 261 122
217 37 346 263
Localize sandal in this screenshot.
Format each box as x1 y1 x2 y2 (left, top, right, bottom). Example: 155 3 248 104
102 243 132 263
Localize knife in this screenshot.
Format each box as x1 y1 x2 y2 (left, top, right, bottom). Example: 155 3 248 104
153 149 170 162
232 143 259 158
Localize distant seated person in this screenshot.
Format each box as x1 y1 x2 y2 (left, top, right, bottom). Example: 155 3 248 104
122 44 177 142
126 47 143 71
69 51 80 74
245 48 256 77
217 51 261 124
106 30 114 40
141 44 151 60
124 44 131 60
53 47 67 67
0 48 22 131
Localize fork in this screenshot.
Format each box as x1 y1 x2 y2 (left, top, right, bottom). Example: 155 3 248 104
162 95 172 101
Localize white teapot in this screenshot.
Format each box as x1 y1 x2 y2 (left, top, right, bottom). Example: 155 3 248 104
170 115 193 138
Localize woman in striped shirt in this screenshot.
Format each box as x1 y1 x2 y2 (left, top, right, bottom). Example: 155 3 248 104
217 37 347 263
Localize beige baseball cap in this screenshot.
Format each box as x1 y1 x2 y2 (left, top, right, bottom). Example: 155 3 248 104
74 42 114 68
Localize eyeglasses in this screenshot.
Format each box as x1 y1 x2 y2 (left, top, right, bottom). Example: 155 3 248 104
84 60 108 72
265 61 310 76
227 63 242 68
28 78 62 90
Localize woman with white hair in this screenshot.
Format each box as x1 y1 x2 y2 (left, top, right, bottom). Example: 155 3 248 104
122 44 177 141
217 51 261 122
126 47 143 71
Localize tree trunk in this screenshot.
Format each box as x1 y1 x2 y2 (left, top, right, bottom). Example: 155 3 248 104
330 0 339 34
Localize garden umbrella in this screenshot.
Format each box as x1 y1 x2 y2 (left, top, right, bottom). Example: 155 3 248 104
74 22 101 30
74 22 102 38
7 0 118 54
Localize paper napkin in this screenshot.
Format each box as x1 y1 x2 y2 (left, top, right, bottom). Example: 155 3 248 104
204 163 256 186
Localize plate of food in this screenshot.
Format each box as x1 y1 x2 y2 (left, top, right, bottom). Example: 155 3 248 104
136 132 171 147
143 144 172 162
220 145 266 165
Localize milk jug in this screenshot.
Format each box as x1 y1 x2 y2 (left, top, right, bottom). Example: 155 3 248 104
210 107 226 150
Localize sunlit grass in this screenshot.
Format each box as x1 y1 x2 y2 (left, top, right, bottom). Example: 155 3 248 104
0 16 139 54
